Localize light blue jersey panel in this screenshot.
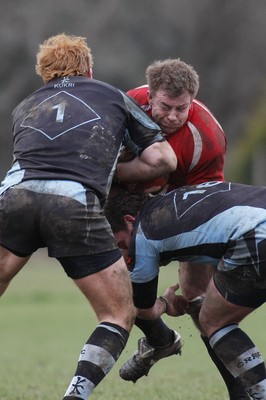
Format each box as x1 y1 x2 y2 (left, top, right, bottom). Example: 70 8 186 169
130 232 160 283
130 205 266 283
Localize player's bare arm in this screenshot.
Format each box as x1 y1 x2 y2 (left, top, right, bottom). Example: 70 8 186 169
137 283 188 320
116 141 177 183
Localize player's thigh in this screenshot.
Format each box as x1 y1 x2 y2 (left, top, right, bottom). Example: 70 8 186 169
0 245 30 295
179 262 215 299
199 277 253 337
74 256 135 330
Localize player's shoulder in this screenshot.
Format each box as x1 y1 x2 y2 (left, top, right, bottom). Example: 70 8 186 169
89 77 124 96
126 85 149 105
189 99 224 132
191 99 213 115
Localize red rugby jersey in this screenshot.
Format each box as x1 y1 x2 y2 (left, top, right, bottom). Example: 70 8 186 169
127 85 227 191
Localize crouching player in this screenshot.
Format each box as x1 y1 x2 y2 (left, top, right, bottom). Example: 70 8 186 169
105 181 266 399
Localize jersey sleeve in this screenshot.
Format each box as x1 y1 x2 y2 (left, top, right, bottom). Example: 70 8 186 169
129 226 160 283
120 91 165 155
127 219 161 309
132 276 158 309
126 85 149 107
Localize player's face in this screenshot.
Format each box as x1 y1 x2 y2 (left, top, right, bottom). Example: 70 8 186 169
149 89 192 136
113 215 135 263
114 228 132 251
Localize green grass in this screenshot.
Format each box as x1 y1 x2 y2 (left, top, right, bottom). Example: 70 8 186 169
1 249 266 399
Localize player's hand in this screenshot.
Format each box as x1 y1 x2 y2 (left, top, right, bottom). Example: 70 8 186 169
163 283 189 316
144 183 169 195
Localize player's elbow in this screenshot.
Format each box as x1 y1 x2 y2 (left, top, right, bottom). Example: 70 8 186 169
143 141 177 173
164 142 177 171
158 150 177 173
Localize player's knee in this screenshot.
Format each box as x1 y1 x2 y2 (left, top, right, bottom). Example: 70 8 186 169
179 263 214 299
186 295 204 329
107 302 136 332
180 279 206 299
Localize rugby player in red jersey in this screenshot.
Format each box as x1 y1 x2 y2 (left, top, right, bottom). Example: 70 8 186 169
115 59 248 399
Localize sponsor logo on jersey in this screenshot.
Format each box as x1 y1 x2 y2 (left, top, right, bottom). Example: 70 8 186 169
54 77 75 88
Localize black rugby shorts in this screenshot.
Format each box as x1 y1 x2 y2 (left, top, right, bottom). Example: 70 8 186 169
0 183 121 278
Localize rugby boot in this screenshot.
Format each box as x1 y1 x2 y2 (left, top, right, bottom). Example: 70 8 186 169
119 331 182 382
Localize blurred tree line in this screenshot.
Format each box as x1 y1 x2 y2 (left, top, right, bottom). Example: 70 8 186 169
1 0 266 183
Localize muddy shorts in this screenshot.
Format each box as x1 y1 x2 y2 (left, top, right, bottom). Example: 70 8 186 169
0 180 121 278
214 223 266 308
214 269 266 308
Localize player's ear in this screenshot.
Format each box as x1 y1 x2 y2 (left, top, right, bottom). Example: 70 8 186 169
124 215 135 230
87 67 93 78
147 90 152 104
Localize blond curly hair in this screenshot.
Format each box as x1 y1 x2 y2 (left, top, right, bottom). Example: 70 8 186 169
35 33 93 84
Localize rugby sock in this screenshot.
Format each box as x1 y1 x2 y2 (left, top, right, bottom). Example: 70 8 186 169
201 335 250 399
63 322 129 400
135 316 175 347
209 324 266 399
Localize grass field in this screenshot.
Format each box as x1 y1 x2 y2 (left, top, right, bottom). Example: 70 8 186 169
1 249 266 400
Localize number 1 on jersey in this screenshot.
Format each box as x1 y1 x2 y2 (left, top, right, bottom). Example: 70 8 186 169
53 102 66 122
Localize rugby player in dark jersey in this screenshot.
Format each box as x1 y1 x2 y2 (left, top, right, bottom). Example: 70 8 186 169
105 181 266 399
0 33 177 400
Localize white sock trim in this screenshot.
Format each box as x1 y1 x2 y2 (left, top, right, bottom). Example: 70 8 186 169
209 324 238 348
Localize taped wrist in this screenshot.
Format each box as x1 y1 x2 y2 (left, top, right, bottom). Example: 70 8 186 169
158 296 169 313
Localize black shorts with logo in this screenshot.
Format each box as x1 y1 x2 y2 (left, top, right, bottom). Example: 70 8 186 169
214 267 266 308
0 180 121 279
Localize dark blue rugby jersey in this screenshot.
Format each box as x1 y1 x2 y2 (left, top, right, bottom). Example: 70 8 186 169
7 76 163 203
128 181 266 283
